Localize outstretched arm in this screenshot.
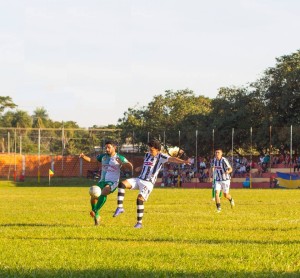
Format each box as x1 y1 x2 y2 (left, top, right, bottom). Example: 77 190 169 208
168 157 190 165
79 153 92 162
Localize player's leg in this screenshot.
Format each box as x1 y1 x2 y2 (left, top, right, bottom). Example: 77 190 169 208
93 185 111 212
214 181 222 212
113 179 134 217
134 195 145 229
90 181 107 225
223 181 235 208
90 196 97 212
89 183 101 225
134 180 153 228
212 185 216 201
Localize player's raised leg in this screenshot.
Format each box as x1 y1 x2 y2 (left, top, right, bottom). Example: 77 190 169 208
91 185 111 225
89 185 101 225
90 197 101 225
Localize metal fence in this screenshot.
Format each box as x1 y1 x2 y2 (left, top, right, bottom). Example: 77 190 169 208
0 126 299 182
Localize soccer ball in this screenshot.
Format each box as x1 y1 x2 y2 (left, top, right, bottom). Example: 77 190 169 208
89 185 101 198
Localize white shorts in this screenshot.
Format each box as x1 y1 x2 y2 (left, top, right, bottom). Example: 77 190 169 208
214 180 231 194
126 178 154 201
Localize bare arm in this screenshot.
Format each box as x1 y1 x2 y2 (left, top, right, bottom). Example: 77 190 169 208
168 157 190 165
79 153 92 162
116 157 134 176
226 166 233 174
123 161 134 176
134 165 143 172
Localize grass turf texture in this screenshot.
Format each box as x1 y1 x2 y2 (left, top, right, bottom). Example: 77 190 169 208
0 182 300 277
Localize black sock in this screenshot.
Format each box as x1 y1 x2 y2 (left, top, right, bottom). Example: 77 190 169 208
117 182 126 208
137 199 144 223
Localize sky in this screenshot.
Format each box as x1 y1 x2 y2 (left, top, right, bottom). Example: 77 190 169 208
0 0 299 128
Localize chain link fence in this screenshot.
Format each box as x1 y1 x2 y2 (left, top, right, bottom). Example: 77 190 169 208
0 126 299 183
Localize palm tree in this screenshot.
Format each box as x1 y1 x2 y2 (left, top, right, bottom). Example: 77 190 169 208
32 107 49 128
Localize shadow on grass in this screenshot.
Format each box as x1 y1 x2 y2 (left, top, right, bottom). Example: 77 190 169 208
0 268 299 278
0 177 95 187
0 223 76 228
4 231 300 246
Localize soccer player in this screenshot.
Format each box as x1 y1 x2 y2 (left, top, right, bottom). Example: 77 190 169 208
210 147 235 213
113 139 190 228
80 141 133 226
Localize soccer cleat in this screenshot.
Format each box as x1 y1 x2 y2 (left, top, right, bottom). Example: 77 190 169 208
230 199 235 208
216 208 221 213
134 222 142 229
113 207 124 217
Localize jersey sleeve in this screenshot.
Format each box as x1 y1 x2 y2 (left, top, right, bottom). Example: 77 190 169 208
223 157 231 169
96 154 105 163
161 153 170 163
117 154 129 163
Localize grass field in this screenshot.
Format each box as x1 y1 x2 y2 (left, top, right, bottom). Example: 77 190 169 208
0 181 300 277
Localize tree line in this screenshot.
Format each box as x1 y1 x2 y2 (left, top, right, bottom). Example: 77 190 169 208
1 49 300 157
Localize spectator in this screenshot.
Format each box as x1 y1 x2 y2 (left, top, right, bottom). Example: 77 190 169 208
294 156 300 172
199 159 206 170
262 154 270 172
256 163 263 177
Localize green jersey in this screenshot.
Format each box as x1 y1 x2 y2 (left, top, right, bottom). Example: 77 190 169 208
96 153 128 183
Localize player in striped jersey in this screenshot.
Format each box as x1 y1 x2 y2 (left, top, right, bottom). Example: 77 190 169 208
80 141 133 225
113 139 190 228
210 147 235 213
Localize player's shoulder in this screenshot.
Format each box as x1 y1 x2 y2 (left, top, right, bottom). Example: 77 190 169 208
116 153 128 162
97 153 107 160
160 152 170 159
222 156 230 164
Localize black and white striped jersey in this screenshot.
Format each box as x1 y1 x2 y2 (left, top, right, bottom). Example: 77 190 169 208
139 152 170 184
211 157 231 181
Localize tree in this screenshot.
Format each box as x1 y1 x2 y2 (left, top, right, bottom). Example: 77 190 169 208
32 107 49 128
118 89 212 151
252 49 300 126
0 96 17 113
208 86 268 156
251 49 300 153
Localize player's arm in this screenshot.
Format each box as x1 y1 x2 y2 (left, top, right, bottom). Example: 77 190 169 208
224 159 233 174
168 157 190 165
116 156 134 175
79 153 93 162
135 165 142 172
226 166 233 175
122 161 134 176
209 165 215 182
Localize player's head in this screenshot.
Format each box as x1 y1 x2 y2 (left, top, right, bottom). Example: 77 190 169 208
215 147 223 159
148 139 161 151
105 140 117 156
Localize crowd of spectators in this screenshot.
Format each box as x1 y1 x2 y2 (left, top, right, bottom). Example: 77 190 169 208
160 157 211 187
158 150 300 186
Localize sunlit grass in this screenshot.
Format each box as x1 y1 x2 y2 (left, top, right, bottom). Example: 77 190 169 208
0 185 299 277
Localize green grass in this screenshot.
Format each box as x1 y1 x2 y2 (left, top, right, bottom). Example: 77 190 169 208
0 184 300 277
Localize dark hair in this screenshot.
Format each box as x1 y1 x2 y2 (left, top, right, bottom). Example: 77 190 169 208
215 147 223 152
105 141 117 148
148 139 161 150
